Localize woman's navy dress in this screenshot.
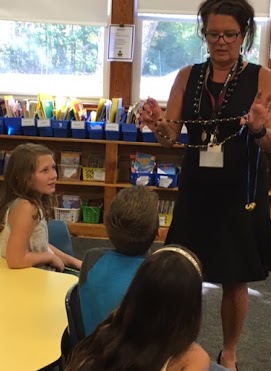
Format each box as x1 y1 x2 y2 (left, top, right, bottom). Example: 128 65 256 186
165 63 271 283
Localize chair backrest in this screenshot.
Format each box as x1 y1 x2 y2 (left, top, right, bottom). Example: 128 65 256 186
65 283 85 349
48 219 74 256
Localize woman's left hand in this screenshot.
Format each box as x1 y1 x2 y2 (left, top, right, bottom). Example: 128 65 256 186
240 91 271 133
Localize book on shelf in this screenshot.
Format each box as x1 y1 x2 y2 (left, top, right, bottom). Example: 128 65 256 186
109 98 123 123
96 98 107 121
37 93 54 119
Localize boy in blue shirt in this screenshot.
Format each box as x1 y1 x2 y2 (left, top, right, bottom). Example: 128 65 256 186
79 185 159 336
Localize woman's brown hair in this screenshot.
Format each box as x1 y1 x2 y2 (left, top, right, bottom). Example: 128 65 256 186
197 0 256 52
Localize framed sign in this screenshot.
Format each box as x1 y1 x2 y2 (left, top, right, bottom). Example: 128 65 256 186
107 24 135 62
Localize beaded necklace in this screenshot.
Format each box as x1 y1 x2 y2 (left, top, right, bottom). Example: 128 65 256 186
154 55 244 147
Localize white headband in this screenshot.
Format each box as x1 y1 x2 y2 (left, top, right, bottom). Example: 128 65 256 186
153 247 202 277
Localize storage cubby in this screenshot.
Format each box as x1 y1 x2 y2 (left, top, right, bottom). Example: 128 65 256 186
1 135 271 241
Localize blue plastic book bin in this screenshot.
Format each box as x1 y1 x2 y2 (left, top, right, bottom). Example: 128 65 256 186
141 128 156 143
130 172 155 186
178 133 188 144
87 121 104 140
105 122 121 141
22 118 37 136
5 117 23 135
52 120 71 138
71 121 87 139
0 117 5 134
122 123 138 142
178 126 188 144
37 119 53 137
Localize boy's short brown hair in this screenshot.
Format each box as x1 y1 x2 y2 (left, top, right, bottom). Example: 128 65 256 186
105 185 159 255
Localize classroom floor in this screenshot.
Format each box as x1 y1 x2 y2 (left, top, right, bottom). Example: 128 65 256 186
72 237 271 371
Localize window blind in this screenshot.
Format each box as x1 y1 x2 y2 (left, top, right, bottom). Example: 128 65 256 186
137 0 270 18
0 0 109 26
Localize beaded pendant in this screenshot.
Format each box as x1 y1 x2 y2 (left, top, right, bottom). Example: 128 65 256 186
193 55 244 143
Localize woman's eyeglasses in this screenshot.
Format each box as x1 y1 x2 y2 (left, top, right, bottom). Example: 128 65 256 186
205 32 241 44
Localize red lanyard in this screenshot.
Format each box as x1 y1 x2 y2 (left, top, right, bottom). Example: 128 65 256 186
205 59 239 116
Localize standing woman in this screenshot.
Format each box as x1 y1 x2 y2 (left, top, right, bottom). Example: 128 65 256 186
136 0 271 370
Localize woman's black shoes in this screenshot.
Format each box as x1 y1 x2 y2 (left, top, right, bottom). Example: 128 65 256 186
217 350 239 371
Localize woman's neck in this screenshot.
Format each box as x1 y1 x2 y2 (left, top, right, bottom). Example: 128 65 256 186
210 58 239 83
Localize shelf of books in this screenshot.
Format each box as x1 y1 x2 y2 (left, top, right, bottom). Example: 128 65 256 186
0 96 188 240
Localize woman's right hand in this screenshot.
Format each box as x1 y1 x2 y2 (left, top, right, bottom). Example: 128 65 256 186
135 97 164 132
50 254 65 272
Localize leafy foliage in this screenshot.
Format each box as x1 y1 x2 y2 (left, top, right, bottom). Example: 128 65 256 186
142 20 261 77
0 21 101 75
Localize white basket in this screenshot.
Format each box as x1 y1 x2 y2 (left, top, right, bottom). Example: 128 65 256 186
54 207 80 223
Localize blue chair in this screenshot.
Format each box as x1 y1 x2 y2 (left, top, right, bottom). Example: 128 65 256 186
48 219 74 256
65 283 85 347
61 283 85 364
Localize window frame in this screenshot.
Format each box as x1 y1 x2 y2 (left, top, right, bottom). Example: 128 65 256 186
132 15 270 105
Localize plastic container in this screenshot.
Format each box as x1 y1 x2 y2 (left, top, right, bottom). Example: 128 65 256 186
52 119 71 138
178 125 188 144
105 122 121 141
5 117 23 135
81 205 102 223
87 121 105 140
58 164 81 181
54 207 80 223
0 117 6 134
155 173 178 188
140 125 156 142
82 167 105 182
71 121 87 139
37 119 53 137
121 123 138 142
130 172 155 186
22 118 37 136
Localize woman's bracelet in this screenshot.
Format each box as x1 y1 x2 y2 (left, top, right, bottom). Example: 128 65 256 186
249 126 267 139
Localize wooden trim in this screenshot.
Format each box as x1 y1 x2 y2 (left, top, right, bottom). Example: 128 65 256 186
109 0 134 106
67 222 168 242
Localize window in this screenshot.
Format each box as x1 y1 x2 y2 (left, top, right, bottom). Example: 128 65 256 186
0 21 109 100
133 16 269 103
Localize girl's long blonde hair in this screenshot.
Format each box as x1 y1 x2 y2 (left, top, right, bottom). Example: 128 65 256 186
0 143 57 232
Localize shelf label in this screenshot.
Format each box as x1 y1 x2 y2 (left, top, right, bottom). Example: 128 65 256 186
93 170 105 181
158 176 173 188
142 126 152 133
21 118 35 127
106 123 119 132
90 123 103 130
136 176 149 186
37 119 51 128
71 121 85 129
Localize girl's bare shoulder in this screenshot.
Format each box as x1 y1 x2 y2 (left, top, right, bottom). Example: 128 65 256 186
168 343 210 371
10 199 37 217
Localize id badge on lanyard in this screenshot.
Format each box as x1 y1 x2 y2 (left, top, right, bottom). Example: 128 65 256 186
199 143 224 168
198 60 238 169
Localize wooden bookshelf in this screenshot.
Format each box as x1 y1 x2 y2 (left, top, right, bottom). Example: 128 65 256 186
0 135 184 242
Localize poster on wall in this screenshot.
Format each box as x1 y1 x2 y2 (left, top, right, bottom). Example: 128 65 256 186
107 24 135 62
